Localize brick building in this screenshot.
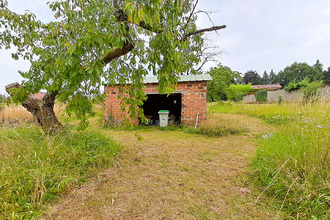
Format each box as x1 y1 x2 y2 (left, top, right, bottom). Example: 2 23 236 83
103 74 212 126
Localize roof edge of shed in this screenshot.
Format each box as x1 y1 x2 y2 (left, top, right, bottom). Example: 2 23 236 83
106 74 213 86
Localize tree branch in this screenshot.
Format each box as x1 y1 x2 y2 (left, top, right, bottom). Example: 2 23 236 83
182 25 226 41
101 40 134 64
183 0 199 32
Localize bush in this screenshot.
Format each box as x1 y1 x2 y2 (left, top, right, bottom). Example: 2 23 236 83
285 78 323 102
285 78 310 91
225 84 253 102
255 90 267 103
278 95 283 105
0 127 122 219
301 81 323 101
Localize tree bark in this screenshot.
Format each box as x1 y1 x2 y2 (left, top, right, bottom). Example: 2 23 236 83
5 83 63 133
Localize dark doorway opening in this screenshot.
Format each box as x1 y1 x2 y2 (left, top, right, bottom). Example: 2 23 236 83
141 93 182 125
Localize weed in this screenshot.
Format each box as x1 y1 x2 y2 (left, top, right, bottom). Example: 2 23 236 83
0 127 122 219
255 90 268 103
210 101 330 218
105 112 248 137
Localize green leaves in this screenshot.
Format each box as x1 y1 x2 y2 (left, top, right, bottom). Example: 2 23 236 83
207 64 242 101
1 0 215 129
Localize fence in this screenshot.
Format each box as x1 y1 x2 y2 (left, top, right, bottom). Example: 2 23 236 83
242 85 330 103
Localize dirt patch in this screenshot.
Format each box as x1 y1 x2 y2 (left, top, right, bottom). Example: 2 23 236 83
43 114 277 219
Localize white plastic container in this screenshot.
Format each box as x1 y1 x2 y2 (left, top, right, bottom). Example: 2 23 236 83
158 110 169 127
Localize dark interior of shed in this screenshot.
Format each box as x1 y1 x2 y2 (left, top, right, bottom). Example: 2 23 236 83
141 93 182 125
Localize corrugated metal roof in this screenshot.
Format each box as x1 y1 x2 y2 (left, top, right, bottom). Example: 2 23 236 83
113 74 212 85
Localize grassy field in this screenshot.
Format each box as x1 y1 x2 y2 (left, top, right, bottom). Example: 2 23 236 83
1 101 329 219
0 105 121 219
209 101 330 219
44 113 278 219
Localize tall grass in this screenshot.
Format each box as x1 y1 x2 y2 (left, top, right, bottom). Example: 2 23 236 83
0 126 122 219
210 101 330 218
185 113 248 137
0 104 66 127
108 113 248 137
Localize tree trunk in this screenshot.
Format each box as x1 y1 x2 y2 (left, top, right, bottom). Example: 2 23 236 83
5 83 63 133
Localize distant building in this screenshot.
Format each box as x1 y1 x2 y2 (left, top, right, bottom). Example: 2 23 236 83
251 84 282 90
29 92 46 100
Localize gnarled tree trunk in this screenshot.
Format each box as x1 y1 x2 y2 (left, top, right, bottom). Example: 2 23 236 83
5 83 63 133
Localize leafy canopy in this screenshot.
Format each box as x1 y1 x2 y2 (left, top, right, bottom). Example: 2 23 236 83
0 0 223 123
242 70 261 85
277 62 323 87
207 63 241 101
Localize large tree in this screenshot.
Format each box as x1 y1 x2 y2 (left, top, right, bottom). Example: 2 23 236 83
323 67 330 85
268 69 278 84
0 0 225 132
277 61 324 87
260 71 269 84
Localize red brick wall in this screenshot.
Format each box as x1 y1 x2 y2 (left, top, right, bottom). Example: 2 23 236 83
104 81 208 126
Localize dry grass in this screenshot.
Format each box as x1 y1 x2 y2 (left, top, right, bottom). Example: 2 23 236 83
0 105 35 125
44 115 278 219
0 104 66 127
202 113 275 136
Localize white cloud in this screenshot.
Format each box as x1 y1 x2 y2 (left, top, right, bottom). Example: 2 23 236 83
1 0 330 94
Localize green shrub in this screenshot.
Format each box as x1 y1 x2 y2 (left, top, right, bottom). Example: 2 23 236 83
278 95 283 105
255 90 268 103
225 84 253 102
301 81 323 101
0 127 122 219
285 78 310 91
285 78 323 102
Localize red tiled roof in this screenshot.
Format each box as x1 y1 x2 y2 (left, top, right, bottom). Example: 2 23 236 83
29 92 46 100
252 84 282 90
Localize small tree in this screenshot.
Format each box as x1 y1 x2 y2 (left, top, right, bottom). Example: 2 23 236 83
269 69 278 84
207 63 241 101
260 71 269 84
0 0 226 132
242 70 261 85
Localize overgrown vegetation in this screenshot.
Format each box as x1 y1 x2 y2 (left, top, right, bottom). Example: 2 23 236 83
225 84 253 102
206 60 329 103
255 90 267 103
206 63 241 102
285 78 323 101
104 112 248 138
209 101 330 218
0 126 122 219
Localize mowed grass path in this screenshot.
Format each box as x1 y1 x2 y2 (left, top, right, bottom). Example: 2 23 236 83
44 114 278 219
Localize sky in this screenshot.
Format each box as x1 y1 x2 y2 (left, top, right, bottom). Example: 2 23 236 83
1 0 330 94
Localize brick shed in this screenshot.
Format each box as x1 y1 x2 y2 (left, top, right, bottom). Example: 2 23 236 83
103 74 212 126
